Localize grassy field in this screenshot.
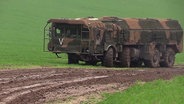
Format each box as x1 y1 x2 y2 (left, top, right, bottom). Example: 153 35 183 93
98 76 184 104
1 0 184 103
0 0 184 69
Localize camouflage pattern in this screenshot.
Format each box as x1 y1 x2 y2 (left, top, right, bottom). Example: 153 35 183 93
44 17 183 67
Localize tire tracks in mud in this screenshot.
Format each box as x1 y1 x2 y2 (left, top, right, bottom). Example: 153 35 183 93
0 67 184 104
0 76 108 104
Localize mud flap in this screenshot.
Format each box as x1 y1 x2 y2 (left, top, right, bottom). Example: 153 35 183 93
55 53 61 58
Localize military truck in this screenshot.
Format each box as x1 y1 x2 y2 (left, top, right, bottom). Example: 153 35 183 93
44 17 183 67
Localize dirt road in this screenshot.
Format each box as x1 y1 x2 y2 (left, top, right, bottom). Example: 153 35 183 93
0 67 184 104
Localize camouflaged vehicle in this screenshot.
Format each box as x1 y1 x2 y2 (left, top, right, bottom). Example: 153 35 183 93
44 17 183 67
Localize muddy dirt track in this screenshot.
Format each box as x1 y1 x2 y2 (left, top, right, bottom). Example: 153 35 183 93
0 67 184 104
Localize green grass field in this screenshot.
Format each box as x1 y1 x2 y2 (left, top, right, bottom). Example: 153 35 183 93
98 76 184 104
1 0 184 103
0 0 184 68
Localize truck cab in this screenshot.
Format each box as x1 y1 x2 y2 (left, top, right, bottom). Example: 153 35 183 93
44 18 106 64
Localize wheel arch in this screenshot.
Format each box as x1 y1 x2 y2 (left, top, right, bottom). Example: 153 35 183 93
104 45 117 58
166 44 179 53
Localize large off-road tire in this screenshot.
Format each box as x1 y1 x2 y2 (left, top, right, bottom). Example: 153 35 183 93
120 47 130 67
160 48 175 67
68 53 79 64
144 49 160 68
103 48 114 67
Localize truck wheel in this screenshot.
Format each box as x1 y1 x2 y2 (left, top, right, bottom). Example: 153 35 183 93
160 48 175 67
103 48 114 67
68 53 79 64
120 47 130 67
144 49 160 68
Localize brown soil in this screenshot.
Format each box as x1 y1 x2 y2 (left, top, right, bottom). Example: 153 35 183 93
0 66 184 104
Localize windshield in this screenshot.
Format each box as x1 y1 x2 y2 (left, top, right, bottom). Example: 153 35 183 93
52 24 81 39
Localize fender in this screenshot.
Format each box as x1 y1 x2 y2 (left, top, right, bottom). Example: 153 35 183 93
105 45 112 51
104 44 117 58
